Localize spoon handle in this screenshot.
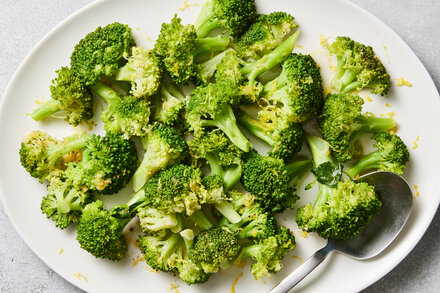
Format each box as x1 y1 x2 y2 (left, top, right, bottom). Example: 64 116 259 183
269 244 333 293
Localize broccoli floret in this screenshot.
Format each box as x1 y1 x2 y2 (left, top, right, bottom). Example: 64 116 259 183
194 0 257 38
137 207 182 233
238 110 304 162
76 200 130 261
188 226 241 273
90 81 151 138
115 46 163 98
197 48 235 84
296 135 381 239
260 53 324 123
139 230 210 284
241 151 312 213
345 132 410 178
141 164 204 216
19 131 90 182
327 36 390 95
224 190 277 240
236 227 295 280
151 81 187 125
237 12 298 60
63 133 138 195
132 123 189 191
153 15 230 85
70 22 135 85
189 131 243 191
31 67 93 126
41 176 93 229
318 93 396 161
187 81 251 152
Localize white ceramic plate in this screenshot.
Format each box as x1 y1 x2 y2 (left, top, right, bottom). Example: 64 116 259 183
1 0 439 292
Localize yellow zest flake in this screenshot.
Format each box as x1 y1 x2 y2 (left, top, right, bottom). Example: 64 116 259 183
395 77 413 87
58 247 63 255
383 45 390 64
296 44 304 49
131 254 146 267
87 120 96 131
365 96 373 102
145 266 159 273
292 255 304 264
145 35 153 43
319 34 328 48
230 272 244 293
414 185 420 197
167 282 180 293
296 230 309 238
73 272 88 282
35 99 44 105
385 103 391 107
263 281 267 284
179 0 199 11
412 134 420 150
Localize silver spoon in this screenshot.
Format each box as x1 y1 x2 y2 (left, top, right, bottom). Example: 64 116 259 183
270 171 413 293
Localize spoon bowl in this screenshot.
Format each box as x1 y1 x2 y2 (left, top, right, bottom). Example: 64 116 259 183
270 171 413 293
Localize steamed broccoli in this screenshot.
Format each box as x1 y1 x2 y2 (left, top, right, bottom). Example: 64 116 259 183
187 80 251 152
31 67 94 126
151 81 188 125
327 36 390 95
238 110 304 162
41 176 93 229
296 134 381 239
236 226 295 280
188 226 241 273
76 200 130 261
189 131 243 191
241 151 312 213
115 46 163 98
153 15 230 85
132 123 189 191
70 22 135 85
345 132 410 178
63 133 138 195
259 53 324 123
90 81 151 138
237 12 298 60
193 0 257 38
139 230 210 284
19 131 90 182
318 93 396 161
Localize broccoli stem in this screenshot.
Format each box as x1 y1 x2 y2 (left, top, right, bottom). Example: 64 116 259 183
240 30 300 82
189 210 214 230
110 189 146 219
345 151 384 178
31 99 63 121
46 134 90 166
201 105 251 152
354 116 396 134
160 233 182 260
133 136 163 192
194 0 217 38
194 36 230 60
161 81 186 102
285 158 313 182
90 81 121 108
305 134 334 167
236 244 259 260
204 153 242 191
213 200 241 224
199 48 234 80
313 183 332 208
238 112 276 146
55 188 83 214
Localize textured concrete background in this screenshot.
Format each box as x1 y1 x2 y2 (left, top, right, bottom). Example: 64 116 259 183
0 0 439 292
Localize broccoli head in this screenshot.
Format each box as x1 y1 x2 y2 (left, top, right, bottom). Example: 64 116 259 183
151 81 187 125
19 131 90 182
76 200 129 261
345 132 410 178
327 36 390 95
318 93 396 161
70 22 135 85
237 12 298 60
31 67 93 126
188 226 241 273
115 46 162 98
90 81 151 138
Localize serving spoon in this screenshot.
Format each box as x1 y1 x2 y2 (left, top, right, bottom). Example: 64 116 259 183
270 171 413 293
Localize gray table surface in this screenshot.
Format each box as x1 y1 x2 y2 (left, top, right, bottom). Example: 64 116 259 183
0 0 439 292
